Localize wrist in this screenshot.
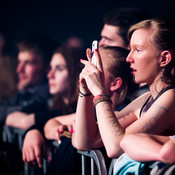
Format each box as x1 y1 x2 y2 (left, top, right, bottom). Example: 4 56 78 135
79 86 91 97
79 90 92 97
93 94 112 107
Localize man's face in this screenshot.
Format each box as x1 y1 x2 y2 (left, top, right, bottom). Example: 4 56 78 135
99 24 127 48
16 51 45 90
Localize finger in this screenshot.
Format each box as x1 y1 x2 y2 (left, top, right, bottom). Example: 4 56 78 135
80 58 90 66
25 149 36 167
35 147 43 168
22 149 27 163
86 48 92 61
94 49 103 72
56 130 61 142
67 125 73 133
46 148 51 162
28 148 37 166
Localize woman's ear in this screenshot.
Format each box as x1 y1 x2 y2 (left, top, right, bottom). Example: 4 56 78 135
159 50 172 67
110 77 122 92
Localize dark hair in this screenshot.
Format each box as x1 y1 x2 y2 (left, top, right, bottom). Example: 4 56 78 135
16 36 58 66
51 45 83 113
128 18 175 85
103 8 150 47
99 46 138 106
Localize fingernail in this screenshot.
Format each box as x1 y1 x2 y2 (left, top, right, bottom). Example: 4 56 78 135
80 59 84 61
58 140 61 144
70 129 74 133
95 49 98 52
59 130 63 134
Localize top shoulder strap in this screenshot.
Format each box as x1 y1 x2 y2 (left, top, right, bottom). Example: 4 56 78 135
139 85 175 117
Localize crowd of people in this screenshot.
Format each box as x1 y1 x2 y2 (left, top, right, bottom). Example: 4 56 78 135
0 6 175 175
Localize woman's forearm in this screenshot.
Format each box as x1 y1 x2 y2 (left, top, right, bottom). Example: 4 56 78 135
120 134 169 162
95 101 125 158
72 94 100 150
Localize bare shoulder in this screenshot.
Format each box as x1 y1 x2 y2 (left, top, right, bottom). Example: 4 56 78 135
115 91 151 119
126 89 175 135
152 86 174 107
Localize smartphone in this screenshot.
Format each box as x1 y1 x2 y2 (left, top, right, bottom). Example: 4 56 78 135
91 40 98 66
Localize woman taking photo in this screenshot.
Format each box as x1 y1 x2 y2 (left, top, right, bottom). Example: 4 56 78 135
72 18 175 174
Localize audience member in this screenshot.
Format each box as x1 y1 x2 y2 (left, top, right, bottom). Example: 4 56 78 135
99 8 151 99
0 36 57 174
44 46 138 175
22 45 82 171
65 36 85 50
72 18 175 174
0 36 57 129
99 7 150 48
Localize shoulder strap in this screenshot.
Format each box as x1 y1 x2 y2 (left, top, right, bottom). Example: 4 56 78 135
154 85 175 102
139 85 175 117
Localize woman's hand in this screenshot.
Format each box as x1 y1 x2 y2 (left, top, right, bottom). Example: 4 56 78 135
44 118 74 142
79 48 106 96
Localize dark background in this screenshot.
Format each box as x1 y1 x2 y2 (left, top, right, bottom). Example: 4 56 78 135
0 0 175 49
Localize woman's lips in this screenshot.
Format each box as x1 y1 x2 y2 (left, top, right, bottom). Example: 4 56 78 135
130 67 136 74
49 83 55 87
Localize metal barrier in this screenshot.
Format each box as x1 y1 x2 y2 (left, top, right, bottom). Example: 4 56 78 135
77 150 107 175
77 149 114 175
2 125 58 175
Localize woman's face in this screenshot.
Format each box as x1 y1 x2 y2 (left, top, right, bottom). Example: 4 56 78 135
47 53 69 95
126 28 161 85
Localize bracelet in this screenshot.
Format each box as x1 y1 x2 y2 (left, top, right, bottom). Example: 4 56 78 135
79 91 92 97
93 95 112 107
93 94 110 102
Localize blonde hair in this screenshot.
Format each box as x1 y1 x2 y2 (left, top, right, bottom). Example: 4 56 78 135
128 18 175 85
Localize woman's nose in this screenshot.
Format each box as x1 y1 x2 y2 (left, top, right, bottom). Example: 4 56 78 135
126 52 133 63
47 69 54 79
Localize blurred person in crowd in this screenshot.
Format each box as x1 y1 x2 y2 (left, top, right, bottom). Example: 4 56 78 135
0 36 57 175
65 36 85 50
0 36 57 128
22 45 83 174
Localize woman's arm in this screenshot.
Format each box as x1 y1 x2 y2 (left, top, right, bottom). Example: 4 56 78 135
95 89 175 158
5 112 35 130
72 90 102 150
44 113 75 141
72 49 104 150
120 133 169 162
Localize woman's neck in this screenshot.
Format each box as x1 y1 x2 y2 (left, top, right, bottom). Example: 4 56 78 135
149 80 169 99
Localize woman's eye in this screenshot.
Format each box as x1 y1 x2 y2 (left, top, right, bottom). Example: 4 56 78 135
136 48 141 52
56 67 64 71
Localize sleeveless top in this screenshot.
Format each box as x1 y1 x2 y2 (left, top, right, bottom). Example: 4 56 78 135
139 85 175 117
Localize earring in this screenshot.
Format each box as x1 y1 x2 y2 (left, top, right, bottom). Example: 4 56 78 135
161 68 165 82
